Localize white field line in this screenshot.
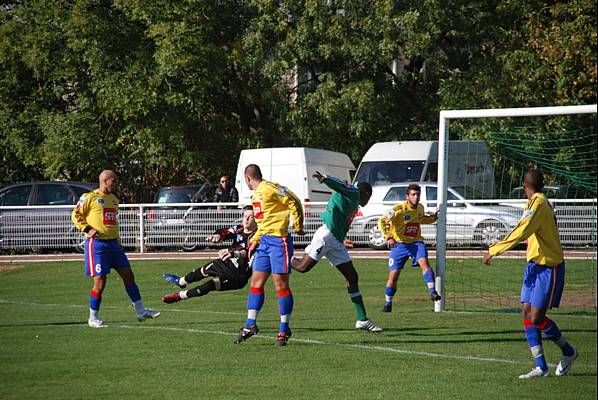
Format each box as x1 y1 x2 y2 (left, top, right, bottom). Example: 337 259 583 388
1 299 596 369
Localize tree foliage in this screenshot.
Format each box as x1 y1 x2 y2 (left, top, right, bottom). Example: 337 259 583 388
1 0 595 200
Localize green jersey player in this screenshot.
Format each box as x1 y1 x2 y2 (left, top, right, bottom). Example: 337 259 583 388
292 171 382 332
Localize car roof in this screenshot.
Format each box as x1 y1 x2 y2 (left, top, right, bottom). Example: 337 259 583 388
0 181 97 192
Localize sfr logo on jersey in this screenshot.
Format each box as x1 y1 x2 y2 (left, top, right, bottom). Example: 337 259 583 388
252 202 264 219
404 223 420 237
103 208 117 225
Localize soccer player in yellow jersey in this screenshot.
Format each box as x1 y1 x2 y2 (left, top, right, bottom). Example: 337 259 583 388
378 183 441 312
234 164 305 346
483 168 577 379
72 170 160 328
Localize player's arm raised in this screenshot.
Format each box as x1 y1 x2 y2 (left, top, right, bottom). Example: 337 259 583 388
316 172 358 197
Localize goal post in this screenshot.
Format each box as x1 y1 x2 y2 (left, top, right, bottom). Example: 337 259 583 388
435 104 598 312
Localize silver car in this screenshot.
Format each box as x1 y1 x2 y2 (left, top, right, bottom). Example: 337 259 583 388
351 182 521 249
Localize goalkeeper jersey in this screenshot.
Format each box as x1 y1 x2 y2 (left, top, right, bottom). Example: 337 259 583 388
251 180 304 243
378 201 437 244
319 176 361 243
71 189 121 240
489 192 563 267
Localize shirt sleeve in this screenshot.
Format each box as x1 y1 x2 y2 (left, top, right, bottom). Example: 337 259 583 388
489 198 543 257
378 206 397 240
280 186 304 233
420 213 438 225
71 194 92 234
323 176 359 197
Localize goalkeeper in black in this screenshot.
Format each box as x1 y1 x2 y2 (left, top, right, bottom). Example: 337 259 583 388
161 206 256 303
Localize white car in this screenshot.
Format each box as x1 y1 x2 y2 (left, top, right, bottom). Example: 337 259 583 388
351 182 521 249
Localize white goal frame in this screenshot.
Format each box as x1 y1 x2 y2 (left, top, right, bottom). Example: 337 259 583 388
435 104 598 312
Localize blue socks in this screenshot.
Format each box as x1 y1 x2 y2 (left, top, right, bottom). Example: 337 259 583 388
245 287 265 328
277 289 293 334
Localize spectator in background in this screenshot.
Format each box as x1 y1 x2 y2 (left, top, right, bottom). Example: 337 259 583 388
213 175 239 209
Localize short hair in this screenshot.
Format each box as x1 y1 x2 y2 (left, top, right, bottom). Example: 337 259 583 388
242 205 253 212
524 167 544 192
244 164 262 180
357 182 372 197
407 183 421 194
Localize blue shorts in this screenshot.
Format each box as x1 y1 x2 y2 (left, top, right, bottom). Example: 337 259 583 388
84 238 130 277
520 261 565 310
252 235 294 274
388 241 428 271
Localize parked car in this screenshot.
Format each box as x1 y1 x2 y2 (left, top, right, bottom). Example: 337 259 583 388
145 183 222 251
0 181 98 206
509 185 570 200
0 181 98 252
351 182 521 249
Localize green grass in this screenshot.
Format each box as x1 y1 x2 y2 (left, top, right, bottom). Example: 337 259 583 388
0 258 595 400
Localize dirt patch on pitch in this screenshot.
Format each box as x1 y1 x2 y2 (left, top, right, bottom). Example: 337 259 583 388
0 264 24 271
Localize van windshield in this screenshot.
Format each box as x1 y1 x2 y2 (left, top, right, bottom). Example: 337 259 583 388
353 161 425 186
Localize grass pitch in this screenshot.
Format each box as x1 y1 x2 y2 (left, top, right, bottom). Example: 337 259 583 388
0 258 596 400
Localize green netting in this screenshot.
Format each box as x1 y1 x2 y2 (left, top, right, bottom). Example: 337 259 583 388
443 114 596 313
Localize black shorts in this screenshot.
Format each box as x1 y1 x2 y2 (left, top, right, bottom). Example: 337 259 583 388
203 258 251 291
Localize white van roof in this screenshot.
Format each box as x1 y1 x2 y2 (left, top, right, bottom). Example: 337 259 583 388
239 147 355 168
361 140 489 162
361 141 436 161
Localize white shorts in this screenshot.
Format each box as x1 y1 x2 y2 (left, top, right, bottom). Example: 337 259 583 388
304 225 351 267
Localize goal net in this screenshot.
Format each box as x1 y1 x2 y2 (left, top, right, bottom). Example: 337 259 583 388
435 105 597 314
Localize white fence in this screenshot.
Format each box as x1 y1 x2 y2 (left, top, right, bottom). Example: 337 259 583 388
0 199 595 252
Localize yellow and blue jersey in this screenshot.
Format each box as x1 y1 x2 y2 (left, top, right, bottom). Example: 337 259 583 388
71 189 121 240
378 201 437 244
251 180 304 243
489 192 563 267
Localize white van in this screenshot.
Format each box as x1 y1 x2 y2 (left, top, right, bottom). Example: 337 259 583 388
235 147 355 203
353 141 495 199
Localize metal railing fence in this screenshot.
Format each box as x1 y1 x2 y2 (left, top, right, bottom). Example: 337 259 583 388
0 199 595 252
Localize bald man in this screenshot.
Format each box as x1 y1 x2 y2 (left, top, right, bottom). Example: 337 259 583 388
72 170 160 328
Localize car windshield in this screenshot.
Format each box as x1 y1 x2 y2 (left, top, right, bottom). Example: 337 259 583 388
155 187 200 204
354 161 425 186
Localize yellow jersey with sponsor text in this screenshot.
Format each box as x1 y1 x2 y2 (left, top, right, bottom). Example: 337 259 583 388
251 180 304 243
378 201 437 244
71 189 121 240
489 192 563 267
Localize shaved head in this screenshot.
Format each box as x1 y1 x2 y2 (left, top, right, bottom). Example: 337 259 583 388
99 170 116 182
244 164 262 180
99 170 117 194
244 164 263 190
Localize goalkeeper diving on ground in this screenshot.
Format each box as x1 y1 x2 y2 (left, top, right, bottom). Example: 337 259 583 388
161 205 256 303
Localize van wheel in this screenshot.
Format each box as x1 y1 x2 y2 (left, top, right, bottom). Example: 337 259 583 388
474 219 507 247
367 223 387 250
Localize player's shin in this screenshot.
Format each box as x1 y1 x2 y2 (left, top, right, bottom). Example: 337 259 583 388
245 287 265 328
348 290 367 321
185 280 217 299
524 319 549 372
89 290 102 319
277 289 293 334
537 317 575 356
422 268 436 294
125 283 146 314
